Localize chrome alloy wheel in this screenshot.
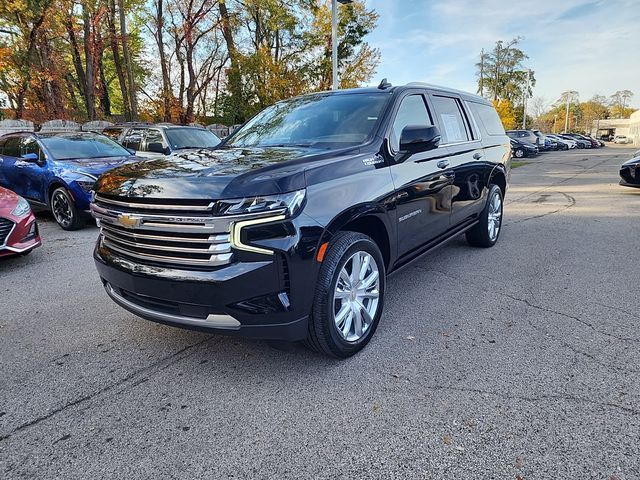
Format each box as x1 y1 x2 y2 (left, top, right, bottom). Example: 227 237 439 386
52 191 73 228
487 190 502 241
332 251 380 342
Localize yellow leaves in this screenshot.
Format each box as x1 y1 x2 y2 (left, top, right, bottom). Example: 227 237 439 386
493 99 517 130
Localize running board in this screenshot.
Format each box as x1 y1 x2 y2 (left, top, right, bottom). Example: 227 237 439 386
389 220 479 276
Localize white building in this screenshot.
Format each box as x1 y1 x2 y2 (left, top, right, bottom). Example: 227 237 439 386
592 110 640 146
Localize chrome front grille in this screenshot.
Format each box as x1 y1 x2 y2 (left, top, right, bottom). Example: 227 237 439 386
91 195 233 268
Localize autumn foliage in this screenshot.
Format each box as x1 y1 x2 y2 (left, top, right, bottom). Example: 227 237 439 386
0 0 381 124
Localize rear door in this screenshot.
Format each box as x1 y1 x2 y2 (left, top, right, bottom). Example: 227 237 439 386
429 93 486 227
389 91 454 257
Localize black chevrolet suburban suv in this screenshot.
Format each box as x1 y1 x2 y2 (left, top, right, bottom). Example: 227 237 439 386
91 82 511 357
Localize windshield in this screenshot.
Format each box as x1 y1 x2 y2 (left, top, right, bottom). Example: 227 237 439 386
41 135 131 160
225 93 390 149
165 128 221 150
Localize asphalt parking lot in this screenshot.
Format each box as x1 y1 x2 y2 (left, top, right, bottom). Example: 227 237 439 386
1 146 639 479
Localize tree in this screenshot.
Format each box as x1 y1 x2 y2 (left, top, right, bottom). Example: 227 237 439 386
493 99 517 130
610 90 634 118
476 38 535 105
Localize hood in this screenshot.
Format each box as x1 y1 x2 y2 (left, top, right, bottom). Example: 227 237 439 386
0 185 20 211
94 146 348 199
56 155 142 178
622 155 640 167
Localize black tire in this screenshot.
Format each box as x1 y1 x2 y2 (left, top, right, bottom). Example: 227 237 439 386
465 184 504 248
50 187 84 230
306 231 386 358
514 148 525 158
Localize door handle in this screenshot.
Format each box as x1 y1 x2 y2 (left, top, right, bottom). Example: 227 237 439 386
473 152 483 160
437 159 450 169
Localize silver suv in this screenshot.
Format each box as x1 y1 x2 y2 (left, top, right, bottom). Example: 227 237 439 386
105 124 221 158
506 129 542 148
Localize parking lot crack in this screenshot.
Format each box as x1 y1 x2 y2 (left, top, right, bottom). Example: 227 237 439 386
422 384 639 416
0 337 215 442
502 293 640 344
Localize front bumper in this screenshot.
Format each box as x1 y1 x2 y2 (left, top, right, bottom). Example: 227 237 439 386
620 165 639 187
94 239 312 341
0 214 41 257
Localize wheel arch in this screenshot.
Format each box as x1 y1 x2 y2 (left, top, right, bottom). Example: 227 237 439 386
489 164 508 196
46 179 70 208
321 204 395 270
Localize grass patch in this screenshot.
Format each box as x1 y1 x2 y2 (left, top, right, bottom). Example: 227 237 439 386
511 161 528 168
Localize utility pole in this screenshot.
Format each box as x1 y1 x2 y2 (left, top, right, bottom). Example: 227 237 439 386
522 69 530 129
562 90 578 133
478 49 484 97
331 0 354 90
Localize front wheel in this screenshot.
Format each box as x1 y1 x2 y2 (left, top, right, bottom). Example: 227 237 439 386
466 184 504 248
306 232 385 358
51 187 84 230
514 148 525 158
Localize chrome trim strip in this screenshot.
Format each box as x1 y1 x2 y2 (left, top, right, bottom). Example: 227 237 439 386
102 231 231 254
230 214 286 255
100 223 229 244
103 238 233 266
95 194 214 212
104 283 241 330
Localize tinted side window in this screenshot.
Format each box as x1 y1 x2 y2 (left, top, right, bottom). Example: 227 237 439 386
144 129 167 150
3 137 21 157
21 137 43 159
123 128 145 150
470 102 505 136
431 96 469 144
391 94 432 152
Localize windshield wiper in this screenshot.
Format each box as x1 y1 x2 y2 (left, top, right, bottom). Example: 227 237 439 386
258 143 313 148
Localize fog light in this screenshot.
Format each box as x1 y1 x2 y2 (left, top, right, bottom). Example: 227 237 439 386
22 221 38 241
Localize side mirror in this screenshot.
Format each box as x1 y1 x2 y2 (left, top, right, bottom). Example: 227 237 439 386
20 153 40 163
147 142 169 154
399 125 441 155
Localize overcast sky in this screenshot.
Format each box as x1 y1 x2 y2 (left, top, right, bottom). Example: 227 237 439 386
365 0 640 108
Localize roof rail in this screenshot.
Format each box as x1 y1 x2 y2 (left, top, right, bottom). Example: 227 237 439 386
0 130 39 137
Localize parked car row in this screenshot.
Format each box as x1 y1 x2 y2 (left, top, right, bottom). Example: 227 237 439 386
0 125 222 231
505 129 605 158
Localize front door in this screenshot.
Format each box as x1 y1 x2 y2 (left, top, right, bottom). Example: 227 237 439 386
389 92 453 257
18 136 48 203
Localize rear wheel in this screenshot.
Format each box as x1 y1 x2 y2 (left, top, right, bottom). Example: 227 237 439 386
466 184 503 248
51 187 84 230
306 232 385 358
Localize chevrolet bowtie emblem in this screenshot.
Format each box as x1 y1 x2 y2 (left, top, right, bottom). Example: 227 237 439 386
117 214 141 229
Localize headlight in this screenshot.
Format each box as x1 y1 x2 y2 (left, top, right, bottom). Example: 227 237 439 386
76 180 96 193
11 196 31 218
216 189 306 217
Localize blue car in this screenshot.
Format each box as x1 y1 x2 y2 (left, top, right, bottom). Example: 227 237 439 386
0 132 141 230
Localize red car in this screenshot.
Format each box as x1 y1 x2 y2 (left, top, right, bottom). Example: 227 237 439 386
0 186 41 257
